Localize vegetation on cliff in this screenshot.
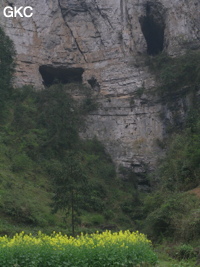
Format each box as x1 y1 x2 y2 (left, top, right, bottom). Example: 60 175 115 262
0 27 15 117
129 50 200 264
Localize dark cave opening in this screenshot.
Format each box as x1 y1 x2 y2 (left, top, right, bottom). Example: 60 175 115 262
39 66 84 86
87 77 100 92
140 16 164 55
139 2 165 56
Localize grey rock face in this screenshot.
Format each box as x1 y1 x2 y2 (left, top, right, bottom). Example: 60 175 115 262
1 0 200 177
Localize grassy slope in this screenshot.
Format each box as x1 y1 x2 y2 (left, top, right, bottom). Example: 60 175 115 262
0 85 137 236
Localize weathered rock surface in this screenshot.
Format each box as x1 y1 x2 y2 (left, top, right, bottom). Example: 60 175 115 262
1 0 200 178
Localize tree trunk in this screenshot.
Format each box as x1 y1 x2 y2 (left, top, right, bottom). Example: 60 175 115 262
71 189 75 237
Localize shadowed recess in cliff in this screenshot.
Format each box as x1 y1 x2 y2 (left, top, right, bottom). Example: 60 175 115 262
139 1 165 55
39 66 84 86
87 77 100 92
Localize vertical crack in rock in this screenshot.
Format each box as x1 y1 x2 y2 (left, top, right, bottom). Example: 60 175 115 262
119 0 128 55
125 1 134 53
93 0 114 30
120 0 134 53
86 7 105 48
58 0 88 62
120 0 124 24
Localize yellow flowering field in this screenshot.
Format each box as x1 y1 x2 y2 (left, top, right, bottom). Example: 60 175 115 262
0 230 157 266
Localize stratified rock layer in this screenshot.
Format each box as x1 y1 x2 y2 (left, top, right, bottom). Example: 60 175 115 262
1 0 200 175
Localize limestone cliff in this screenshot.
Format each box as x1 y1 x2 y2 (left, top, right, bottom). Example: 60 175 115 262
1 0 200 180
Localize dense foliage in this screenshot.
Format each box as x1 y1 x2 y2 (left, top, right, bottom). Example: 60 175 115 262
146 50 200 97
134 50 200 243
0 83 135 235
0 27 15 114
0 231 157 266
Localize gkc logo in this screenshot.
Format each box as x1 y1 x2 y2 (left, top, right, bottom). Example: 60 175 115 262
3 6 33 18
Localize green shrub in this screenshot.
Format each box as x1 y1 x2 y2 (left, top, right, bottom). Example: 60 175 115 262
135 87 145 98
143 193 200 242
174 244 196 260
147 50 200 96
156 126 200 191
12 153 33 172
88 214 105 225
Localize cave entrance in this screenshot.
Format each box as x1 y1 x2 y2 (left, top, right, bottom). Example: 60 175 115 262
39 66 84 86
139 1 165 55
87 77 100 92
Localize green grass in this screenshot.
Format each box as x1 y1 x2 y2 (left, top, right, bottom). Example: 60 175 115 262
156 252 196 267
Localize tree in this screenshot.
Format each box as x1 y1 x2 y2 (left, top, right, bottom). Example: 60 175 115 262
50 151 88 236
0 27 15 116
37 84 81 157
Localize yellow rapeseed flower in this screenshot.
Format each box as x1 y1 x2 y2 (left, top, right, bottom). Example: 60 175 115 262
0 230 151 250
